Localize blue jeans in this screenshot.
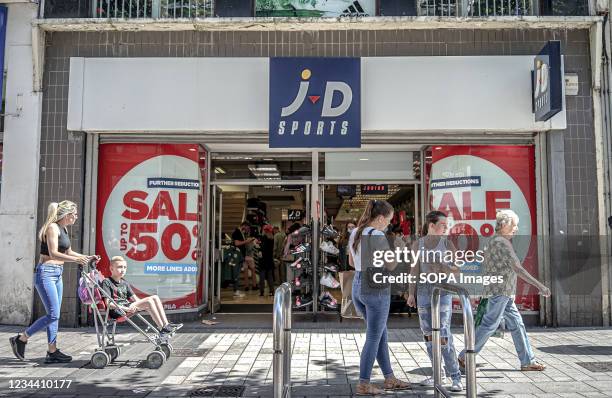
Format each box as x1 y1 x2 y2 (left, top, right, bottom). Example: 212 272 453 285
26 264 64 345
352 272 394 383
459 295 535 367
232 260 242 292
417 292 461 382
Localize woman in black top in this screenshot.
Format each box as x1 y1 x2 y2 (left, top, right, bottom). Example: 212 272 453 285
9 201 96 364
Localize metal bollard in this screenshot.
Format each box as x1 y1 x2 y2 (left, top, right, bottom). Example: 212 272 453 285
273 283 292 398
431 284 477 398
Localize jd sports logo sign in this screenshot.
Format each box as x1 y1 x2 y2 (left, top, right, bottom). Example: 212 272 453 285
532 41 562 122
269 57 361 148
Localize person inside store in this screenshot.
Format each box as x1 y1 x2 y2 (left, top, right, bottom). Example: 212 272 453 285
349 199 411 395
273 225 286 284
232 221 256 297
405 210 464 391
457 209 551 372
9 201 97 363
259 224 276 297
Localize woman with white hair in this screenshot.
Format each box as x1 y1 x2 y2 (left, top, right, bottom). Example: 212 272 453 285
9 201 96 364
457 209 551 371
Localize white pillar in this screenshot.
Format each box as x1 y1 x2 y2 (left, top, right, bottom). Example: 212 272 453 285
0 3 43 325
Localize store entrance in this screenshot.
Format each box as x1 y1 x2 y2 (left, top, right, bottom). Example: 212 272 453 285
320 183 421 314
209 183 309 313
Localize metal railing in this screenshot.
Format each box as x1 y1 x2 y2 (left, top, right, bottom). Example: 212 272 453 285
418 0 537 16
431 283 477 398
41 0 594 19
91 0 213 18
273 283 292 398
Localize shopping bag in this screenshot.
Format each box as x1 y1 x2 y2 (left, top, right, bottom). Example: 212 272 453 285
339 271 363 319
474 297 488 328
474 297 505 338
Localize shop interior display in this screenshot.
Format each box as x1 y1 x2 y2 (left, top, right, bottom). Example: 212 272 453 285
318 224 341 316
288 224 314 311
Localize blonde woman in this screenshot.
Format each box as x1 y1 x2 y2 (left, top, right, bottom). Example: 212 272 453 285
9 201 96 363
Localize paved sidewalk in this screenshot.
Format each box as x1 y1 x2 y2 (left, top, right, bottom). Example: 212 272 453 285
1 324 612 397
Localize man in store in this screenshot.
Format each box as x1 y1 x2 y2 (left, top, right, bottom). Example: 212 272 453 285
231 221 255 297
273 226 286 284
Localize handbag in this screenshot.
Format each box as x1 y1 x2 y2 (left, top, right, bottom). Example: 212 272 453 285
363 229 393 290
78 270 103 305
339 270 363 319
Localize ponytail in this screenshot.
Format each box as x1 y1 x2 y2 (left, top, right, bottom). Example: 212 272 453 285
38 200 77 241
352 199 394 252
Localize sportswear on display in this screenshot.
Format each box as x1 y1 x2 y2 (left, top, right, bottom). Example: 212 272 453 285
293 225 312 236
289 257 303 269
320 241 339 255
291 243 311 255
319 291 338 309
320 272 340 289
321 225 339 238
323 263 338 273
294 277 301 287
294 294 313 309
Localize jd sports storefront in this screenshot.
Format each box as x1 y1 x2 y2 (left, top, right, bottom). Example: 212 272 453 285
68 48 566 322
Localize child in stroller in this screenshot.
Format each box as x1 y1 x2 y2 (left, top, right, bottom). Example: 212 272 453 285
102 256 183 336
79 256 182 369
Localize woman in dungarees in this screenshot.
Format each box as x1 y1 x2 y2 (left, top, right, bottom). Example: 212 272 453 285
9 201 96 363
405 210 464 391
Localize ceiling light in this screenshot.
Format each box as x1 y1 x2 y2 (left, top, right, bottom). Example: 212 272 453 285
359 158 369 161
248 164 279 172
214 167 226 174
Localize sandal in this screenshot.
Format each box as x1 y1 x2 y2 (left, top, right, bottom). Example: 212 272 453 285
355 383 384 396
384 376 411 390
521 361 546 371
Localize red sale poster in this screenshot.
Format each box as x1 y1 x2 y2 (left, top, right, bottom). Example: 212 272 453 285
95 144 206 311
429 145 539 313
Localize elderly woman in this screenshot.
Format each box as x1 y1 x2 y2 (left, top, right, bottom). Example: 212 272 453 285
457 209 551 371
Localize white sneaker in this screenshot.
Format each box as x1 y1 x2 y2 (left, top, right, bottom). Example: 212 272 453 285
233 290 245 297
450 380 463 392
320 272 340 288
320 241 339 255
420 376 450 386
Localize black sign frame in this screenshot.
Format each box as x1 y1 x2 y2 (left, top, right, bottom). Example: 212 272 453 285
532 41 563 122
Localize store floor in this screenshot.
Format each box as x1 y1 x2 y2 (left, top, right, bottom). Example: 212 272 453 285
220 287 275 305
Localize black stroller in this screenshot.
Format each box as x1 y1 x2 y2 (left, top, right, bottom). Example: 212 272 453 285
78 258 174 369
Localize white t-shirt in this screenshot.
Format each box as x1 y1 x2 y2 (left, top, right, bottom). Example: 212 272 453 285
348 226 386 271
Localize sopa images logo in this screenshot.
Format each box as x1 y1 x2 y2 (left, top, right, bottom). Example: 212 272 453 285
269 58 361 148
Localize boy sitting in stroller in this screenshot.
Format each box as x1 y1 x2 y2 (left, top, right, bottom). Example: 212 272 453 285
102 256 183 337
